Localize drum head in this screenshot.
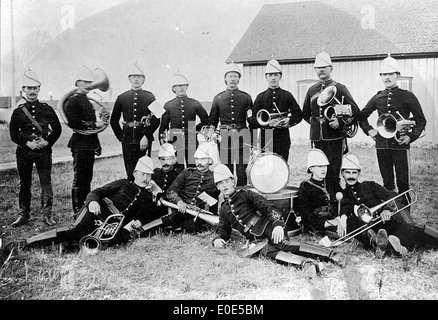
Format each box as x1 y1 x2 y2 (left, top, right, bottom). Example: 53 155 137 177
248 154 289 193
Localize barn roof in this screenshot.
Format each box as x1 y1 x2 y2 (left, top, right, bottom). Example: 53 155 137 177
227 0 438 64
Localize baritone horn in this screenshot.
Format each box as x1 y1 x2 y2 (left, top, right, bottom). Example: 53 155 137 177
58 68 111 135
317 86 358 138
320 189 417 248
79 212 125 255
376 111 416 142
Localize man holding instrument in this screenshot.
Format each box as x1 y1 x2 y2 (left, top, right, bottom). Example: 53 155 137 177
3 156 161 253
337 154 438 258
211 164 346 278
9 68 62 227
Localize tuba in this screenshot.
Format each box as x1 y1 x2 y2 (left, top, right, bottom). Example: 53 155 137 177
58 68 111 135
79 212 125 255
376 111 417 143
317 86 358 138
319 189 417 248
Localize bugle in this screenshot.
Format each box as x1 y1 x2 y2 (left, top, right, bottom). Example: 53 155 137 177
320 189 417 248
79 212 125 255
158 198 219 227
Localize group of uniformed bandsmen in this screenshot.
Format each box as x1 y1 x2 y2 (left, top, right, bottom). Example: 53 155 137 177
5 50 438 278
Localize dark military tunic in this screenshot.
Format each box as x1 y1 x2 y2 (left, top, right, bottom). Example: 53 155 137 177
166 168 220 211
214 189 285 242
209 88 254 186
250 87 302 162
302 79 361 142
110 89 160 144
209 88 253 129
152 167 182 193
64 93 100 151
360 86 426 150
9 99 62 215
360 86 426 194
296 177 342 232
10 100 62 151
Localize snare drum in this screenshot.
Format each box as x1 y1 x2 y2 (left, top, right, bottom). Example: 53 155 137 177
246 152 289 194
243 186 299 226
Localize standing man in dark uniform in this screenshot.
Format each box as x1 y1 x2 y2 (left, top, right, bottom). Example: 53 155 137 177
359 55 426 196
159 72 209 169
64 65 103 215
5 156 162 251
9 69 62 227
110 62 160 182
209 63 254 186
250 59 303 164
302 52 361 188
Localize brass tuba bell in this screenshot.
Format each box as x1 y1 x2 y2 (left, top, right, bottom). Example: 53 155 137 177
58 68 111 135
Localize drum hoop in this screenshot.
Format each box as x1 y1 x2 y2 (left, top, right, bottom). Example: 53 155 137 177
248 152 289 194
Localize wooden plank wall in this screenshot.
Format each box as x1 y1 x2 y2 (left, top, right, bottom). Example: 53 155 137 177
240 58 437 146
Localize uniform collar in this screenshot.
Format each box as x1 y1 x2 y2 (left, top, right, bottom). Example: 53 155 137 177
384 86 399 92
319 78 334 86
226 87 239 92
268 86 280 91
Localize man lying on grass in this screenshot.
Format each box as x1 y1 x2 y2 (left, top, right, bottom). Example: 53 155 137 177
3 156 162 254
211 164 346 278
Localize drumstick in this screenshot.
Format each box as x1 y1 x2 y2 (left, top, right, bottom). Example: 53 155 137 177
336 192 343 216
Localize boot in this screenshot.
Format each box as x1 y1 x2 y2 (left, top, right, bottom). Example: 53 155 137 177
374 229 389 259
274 251 324 278
72 187 82 218
388 235 408 258
42 197 56 226
26 229 59 249
11 205 30 228
299 242 347 268
423 225 438 247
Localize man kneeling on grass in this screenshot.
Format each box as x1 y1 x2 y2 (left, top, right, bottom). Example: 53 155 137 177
211 164 346 277
4 156 162 253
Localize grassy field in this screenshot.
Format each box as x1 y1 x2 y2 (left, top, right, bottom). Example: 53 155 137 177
1 142 438 302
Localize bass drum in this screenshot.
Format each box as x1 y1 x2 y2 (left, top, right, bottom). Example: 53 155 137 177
246 152 289 194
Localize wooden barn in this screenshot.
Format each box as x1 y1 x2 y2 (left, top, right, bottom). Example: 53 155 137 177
226 0 438 146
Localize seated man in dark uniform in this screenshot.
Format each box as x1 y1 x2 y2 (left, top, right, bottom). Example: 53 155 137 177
4 156 162 253
211 163 346 278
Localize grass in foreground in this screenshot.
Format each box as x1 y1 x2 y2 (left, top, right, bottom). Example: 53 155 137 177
1 144 438 300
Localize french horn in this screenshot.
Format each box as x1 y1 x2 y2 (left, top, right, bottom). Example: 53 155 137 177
58 68 111 135
317 86 358 138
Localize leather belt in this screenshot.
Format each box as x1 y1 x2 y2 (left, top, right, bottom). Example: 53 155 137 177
123 121 140 127
311 116 326 124
219 124 246 130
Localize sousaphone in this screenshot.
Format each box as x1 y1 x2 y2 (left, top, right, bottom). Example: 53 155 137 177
58 68 111 135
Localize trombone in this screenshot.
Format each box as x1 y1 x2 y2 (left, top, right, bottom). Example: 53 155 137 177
320 189 417 248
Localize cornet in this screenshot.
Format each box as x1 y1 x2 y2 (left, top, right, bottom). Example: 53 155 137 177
320 189 417 247
376 111 416 142
256 102 290 127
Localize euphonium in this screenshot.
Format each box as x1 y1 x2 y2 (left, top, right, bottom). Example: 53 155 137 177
79 213 125 255
58 68 111 135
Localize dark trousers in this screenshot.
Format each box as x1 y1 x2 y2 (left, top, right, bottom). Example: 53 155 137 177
16 148 53 214
72 149 95 198
313 139 345 186
376 149 410 194
122 142 151 182
258 130 290 163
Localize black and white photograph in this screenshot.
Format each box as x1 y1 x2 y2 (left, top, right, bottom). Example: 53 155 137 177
1 0 437 305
